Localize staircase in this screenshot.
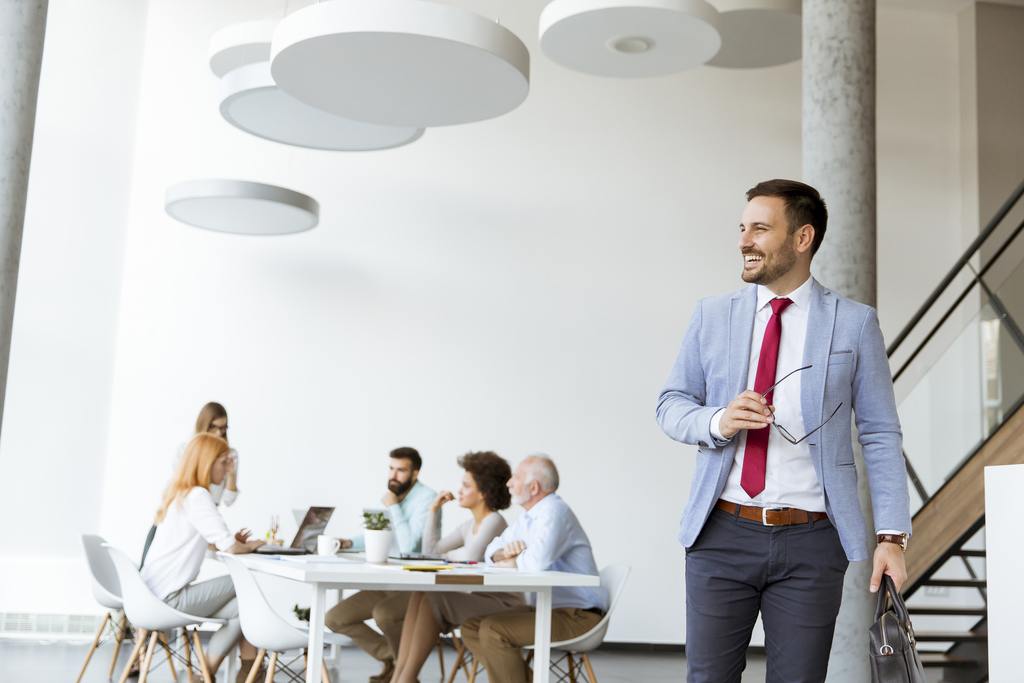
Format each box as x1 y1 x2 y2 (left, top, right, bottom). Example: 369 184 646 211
885 178 1024 682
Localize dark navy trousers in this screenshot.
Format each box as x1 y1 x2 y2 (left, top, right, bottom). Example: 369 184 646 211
684 507 850 683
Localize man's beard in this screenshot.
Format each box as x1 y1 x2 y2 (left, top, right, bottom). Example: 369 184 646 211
388 478 413 496
742 238 798 285
510 490 529 506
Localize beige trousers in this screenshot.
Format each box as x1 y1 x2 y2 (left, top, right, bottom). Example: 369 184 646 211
460 606 602 683
325 590 410 662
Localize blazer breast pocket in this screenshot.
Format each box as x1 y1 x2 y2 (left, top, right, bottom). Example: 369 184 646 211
828 350 853 365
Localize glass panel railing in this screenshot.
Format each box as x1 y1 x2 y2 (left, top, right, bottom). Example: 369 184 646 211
897 296 1024 512
889 178 1024 510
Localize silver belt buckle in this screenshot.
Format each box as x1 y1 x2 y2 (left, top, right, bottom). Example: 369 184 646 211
762 507 782 526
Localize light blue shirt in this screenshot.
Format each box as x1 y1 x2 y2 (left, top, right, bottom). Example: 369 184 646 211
351 480 439 554
484 493 608 611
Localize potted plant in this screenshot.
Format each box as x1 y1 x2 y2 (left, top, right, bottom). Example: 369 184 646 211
362 511 392 564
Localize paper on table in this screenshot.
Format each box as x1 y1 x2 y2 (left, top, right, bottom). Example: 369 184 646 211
279 555 361 564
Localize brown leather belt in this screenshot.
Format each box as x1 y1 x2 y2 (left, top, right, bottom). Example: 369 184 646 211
715 499 829 527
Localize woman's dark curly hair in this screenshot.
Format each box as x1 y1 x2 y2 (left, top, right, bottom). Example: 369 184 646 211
458 451 512 511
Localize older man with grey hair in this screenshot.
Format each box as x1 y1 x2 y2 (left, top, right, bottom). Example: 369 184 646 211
459 454 608 683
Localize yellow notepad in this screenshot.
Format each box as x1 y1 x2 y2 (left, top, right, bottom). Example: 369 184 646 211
402 564 454 572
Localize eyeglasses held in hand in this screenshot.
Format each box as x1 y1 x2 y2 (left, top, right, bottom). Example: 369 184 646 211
760 365 843 445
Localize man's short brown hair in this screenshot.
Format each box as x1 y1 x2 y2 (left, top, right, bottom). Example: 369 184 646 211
389 446 422 471
746 179 829 254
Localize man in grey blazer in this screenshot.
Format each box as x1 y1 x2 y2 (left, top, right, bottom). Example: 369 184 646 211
657 179 911 683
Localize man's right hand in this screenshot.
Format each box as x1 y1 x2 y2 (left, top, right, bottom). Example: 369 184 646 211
719 390 773 440
491 540 527 563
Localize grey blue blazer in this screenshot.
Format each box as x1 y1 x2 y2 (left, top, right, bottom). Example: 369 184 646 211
656 279 911 562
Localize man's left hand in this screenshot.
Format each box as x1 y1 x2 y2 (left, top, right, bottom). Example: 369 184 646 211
382 491 400 507
869 542 907 593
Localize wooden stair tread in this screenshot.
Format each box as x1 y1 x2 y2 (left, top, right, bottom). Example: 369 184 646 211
914 631 987 642
908 606 986 616
921 578 986 588
919 653 979 668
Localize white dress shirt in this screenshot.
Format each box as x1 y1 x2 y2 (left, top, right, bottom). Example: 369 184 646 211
141 487 236 599
484 494 608 611
712 276 827 512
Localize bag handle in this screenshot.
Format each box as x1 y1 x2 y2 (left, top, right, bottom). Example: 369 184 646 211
874 574 916 646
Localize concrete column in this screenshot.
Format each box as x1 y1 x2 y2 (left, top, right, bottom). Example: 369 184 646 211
0 1 48 431
802 1 877 681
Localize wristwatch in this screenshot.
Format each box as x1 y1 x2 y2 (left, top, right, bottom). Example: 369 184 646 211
877 533 908 551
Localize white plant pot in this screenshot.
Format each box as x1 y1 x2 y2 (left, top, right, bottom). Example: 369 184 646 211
364 529 392 564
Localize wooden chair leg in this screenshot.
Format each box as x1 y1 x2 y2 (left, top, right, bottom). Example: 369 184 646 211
567 652 577 683
437 637 447 680
467 656 480 683
447 639 467 683
137 631 159 683
117 628 148 683
108 613 129 679
183 633 195 683
75 611 110 683
581 653 598 683
321 660 332 683
243 649 266 683
158 632 177 679
191 629 215 683
264 651 279 683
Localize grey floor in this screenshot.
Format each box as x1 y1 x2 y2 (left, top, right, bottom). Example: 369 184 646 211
0 637 769 682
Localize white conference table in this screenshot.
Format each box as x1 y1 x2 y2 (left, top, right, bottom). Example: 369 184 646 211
239 554 600 683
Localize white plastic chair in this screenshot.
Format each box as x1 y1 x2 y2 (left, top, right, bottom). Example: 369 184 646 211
521 565 632 683
77 535 132 682
106 544 226 683
220 553 347 683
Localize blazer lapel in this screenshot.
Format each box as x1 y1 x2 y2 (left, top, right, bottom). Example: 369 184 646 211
729 285 758 397
801 279 837 433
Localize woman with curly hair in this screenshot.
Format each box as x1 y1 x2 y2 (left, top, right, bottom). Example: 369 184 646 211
389 451 523 683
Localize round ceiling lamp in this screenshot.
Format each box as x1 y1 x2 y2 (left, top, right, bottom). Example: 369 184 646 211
539 0 721 78
270 0 530 127
219 62 424 151
707 0 801 69
165 179 319 236
208 19 275 77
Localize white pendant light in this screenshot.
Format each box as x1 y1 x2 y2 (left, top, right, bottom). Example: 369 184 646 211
539 0 721 78
165 179 319 236
270 0 530 127
707 0 800 69
220 62 424 151
208 19 275 77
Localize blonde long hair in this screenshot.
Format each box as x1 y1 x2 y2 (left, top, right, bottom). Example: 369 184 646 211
155 433 230 523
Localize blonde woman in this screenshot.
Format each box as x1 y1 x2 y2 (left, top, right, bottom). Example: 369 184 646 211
141 433 263 676
390 452 523 683
142 403 240 569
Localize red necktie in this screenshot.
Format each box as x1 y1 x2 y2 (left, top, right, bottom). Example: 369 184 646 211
740 297 793 498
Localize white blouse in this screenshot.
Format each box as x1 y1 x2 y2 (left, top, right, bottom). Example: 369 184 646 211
141 487 235 599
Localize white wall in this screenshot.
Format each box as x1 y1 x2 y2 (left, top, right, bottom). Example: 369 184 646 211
984 464 1024 683
0 0 970 645
877 7 966 338
0 0 148 614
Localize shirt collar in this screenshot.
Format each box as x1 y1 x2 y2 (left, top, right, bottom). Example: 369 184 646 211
756 275 814 313
523 492 558 521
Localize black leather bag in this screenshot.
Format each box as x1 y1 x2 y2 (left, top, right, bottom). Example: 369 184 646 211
868 575 927 683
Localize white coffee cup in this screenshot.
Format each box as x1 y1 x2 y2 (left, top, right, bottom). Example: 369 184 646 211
317 535 341 556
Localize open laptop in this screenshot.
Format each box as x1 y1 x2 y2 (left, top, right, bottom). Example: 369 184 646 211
255 506 334 555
